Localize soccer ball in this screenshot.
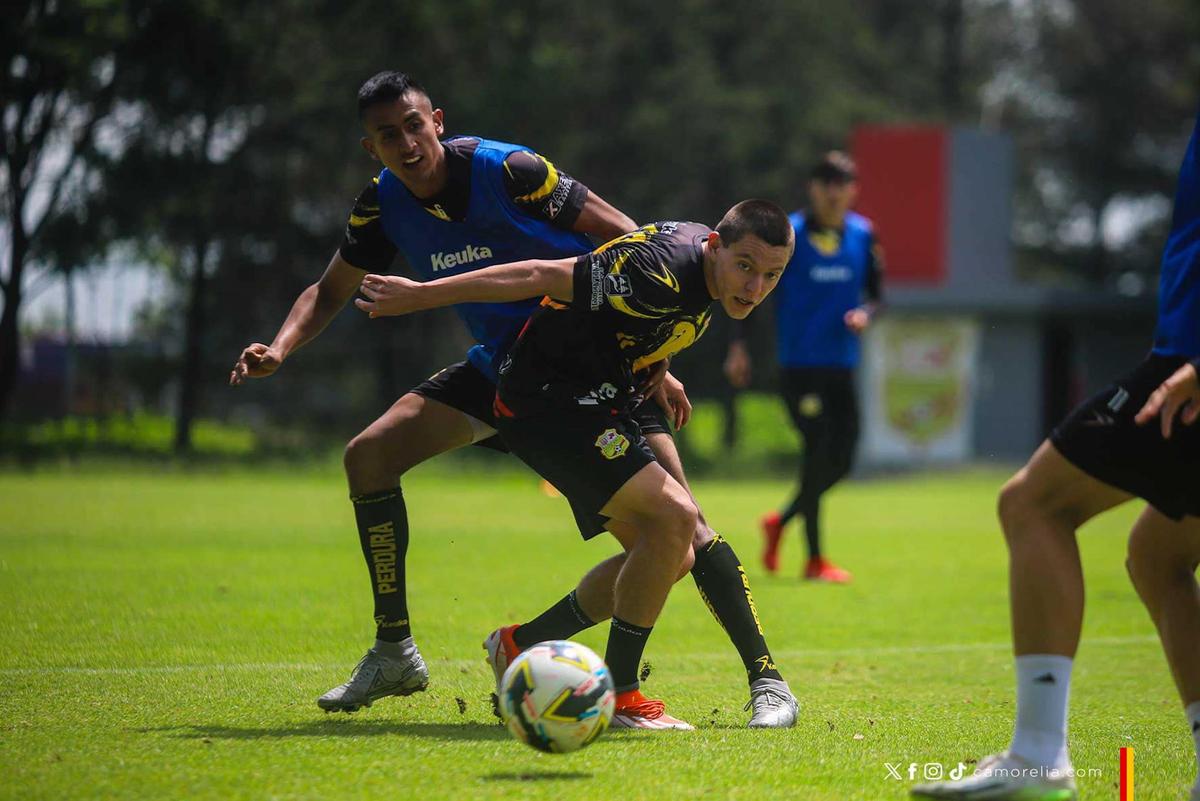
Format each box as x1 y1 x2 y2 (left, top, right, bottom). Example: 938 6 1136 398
498 639 615 753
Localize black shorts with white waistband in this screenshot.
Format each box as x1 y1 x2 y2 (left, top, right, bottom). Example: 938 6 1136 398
1050 354 1200 521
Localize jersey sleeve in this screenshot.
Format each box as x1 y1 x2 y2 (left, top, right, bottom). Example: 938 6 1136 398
502 150 589 230
337 178 398 272
570 234 686 317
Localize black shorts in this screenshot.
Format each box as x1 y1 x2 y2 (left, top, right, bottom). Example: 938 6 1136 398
410 361 509 452
496 410 656 539
410 361 672 452
779 366 859 433
1051 354 1200 520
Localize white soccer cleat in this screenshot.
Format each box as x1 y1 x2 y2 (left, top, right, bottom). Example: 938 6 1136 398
910 752 1077 800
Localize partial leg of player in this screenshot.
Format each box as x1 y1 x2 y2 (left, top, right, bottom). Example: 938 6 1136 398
318 392 477 712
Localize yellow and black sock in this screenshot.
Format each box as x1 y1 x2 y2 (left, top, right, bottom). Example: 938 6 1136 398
351 487 410 643
691 536 784 684
513 590 596 649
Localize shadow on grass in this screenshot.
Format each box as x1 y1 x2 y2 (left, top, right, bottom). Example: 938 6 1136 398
482 771 593 782
141 720 509 742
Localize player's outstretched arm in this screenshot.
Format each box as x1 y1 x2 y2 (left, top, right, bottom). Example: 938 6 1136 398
1134 359 1200 438
355 257 576 318
230 252 366 385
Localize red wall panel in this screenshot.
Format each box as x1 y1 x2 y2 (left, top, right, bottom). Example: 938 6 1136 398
851 126 947 285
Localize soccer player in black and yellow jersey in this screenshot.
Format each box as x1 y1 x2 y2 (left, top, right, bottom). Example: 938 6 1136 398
232 72 797 726
357 201 797 728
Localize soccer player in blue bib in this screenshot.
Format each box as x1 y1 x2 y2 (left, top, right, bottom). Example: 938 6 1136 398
725 151 883 583
913 109 1200 800
230 72 797 727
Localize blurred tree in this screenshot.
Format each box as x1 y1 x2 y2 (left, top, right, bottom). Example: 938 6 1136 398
0 0 139 418
987 0 1200 287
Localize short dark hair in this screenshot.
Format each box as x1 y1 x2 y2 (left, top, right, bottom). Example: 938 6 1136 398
715 199 794 248
810 150 857 183
357 71 428 118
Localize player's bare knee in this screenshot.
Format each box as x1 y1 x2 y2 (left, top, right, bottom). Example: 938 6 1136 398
997 474 1033 538
656 494 697 554
343 431 375 474
1126 529 1195 599
998 471 1082 542
343 430 396 489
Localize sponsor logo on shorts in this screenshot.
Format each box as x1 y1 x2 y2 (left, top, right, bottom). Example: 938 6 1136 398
1107 386 1130 413
595 428 630 460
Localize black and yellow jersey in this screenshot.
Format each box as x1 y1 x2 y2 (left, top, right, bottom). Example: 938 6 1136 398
339 137 590 272
496 221 715 416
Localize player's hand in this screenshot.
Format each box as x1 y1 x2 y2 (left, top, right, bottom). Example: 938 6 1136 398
230 343 283 385
1134 361 1200 439
845 307 871 334
724 340 751 389
355 274 424 318
653 371 692 429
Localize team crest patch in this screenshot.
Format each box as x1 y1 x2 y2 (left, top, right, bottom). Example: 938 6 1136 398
799 393 823 418
604 274 633 297
595 428 630 460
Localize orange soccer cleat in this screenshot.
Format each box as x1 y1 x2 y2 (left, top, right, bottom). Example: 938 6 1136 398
803 557 852 584
483 624 522 692
609 689 694 730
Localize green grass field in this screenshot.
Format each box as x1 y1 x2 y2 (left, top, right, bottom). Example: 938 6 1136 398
0 466 1192 799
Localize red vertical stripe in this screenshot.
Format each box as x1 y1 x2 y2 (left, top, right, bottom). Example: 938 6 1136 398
1119 746 1132 800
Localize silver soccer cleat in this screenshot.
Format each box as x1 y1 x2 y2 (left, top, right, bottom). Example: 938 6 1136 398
745 678 799 728
316 639 429 713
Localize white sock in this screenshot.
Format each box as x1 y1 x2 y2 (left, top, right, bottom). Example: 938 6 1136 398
1187 701 1200 778
1009 654 1073 770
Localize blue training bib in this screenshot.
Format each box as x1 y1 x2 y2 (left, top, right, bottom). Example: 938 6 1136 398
376 137 593 380
774 210 875 369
